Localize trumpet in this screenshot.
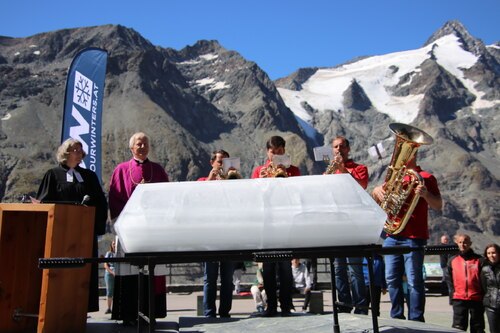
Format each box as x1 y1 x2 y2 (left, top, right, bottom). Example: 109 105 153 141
324 153 342 174
265 162 288 178
214 167 242 180
226 168 242 179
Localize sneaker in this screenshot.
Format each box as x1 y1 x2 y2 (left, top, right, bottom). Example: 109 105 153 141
256 309 277 317
105 309 112 314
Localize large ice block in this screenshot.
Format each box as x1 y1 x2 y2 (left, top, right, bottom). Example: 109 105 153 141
114 174 386 253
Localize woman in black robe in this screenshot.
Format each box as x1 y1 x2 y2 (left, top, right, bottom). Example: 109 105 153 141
36 138 107 312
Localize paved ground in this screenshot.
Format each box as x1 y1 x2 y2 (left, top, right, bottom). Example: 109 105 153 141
84 291 486 333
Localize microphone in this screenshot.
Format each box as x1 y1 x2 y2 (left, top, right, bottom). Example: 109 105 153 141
81 195 91 206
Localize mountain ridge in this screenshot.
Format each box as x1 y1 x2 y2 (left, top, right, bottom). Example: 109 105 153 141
0 21 498 248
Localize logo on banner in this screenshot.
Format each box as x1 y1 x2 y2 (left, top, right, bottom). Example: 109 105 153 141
73 71 93 110
69 70 100 171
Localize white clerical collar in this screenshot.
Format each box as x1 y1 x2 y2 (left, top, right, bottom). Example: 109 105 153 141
133 158 147 164
66 168 84 183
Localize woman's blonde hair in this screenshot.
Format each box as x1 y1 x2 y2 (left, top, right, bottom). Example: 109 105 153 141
56 138 86 164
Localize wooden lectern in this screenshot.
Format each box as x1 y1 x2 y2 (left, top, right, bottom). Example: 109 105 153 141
0 203 95 333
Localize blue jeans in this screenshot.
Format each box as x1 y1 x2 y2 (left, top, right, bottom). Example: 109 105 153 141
383 236 426 321
334 257 367 314
104 271 115 297
203 261 234 317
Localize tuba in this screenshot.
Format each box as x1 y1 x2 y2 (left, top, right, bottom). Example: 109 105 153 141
380 123 433 235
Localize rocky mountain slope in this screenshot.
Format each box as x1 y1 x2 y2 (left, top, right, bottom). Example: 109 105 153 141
0 21 498 247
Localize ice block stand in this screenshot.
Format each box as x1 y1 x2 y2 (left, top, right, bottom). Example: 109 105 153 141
40 175 419 332
111 174 391 332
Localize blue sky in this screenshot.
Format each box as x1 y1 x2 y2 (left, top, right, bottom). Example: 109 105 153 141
1 0 498 80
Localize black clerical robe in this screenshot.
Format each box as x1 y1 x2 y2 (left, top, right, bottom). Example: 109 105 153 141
37 164 108 312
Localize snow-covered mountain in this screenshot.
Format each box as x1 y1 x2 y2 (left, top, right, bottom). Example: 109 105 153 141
278 34 497 141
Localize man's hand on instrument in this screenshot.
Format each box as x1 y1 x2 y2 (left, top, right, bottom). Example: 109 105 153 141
372 185 385 203
208 168 221 180
259 168 268 178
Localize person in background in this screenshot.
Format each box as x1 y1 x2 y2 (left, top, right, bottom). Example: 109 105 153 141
329 136 369 314
233 262 247 295
439 234 454 302
36 138 107 313
250 262 267 314
291 258 312 313
372 153 442 322
448 233 485 333
251 135 300 317
362 254 386 317
104 240 116 314
480 243 500 333
198 149 235 318
109 132 169 326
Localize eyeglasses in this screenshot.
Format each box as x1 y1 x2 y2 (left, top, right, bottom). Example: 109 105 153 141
69 148 83 154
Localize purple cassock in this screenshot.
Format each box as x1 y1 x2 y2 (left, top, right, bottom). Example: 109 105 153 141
109 158 169 219
108 157 169 323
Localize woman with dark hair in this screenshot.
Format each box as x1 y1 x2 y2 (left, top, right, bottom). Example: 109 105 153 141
36 138 108 312
481 243 500 333
104 240 116 314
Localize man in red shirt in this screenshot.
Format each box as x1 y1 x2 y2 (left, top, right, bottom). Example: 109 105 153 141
372 154 442 322
329 136 370 314
251 136 300 317
251 136 300 178
329 136 368 188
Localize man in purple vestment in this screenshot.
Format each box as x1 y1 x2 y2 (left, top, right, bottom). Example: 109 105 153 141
109 132 169 326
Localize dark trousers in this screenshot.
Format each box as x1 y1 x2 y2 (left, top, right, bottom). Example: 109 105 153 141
303 258 318 289
263 261 293 312
111 275 166 322
292 287 311 310
452 299 485 333
88 237 100 312
365 285 382 316
485 307 500 333
203 261 234 317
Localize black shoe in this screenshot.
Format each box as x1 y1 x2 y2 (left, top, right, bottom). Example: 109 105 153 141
281 310 292 317
122 319 137 326
337 306 352 313
354 308 368 315
105 309 112 314
219 313 231 318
